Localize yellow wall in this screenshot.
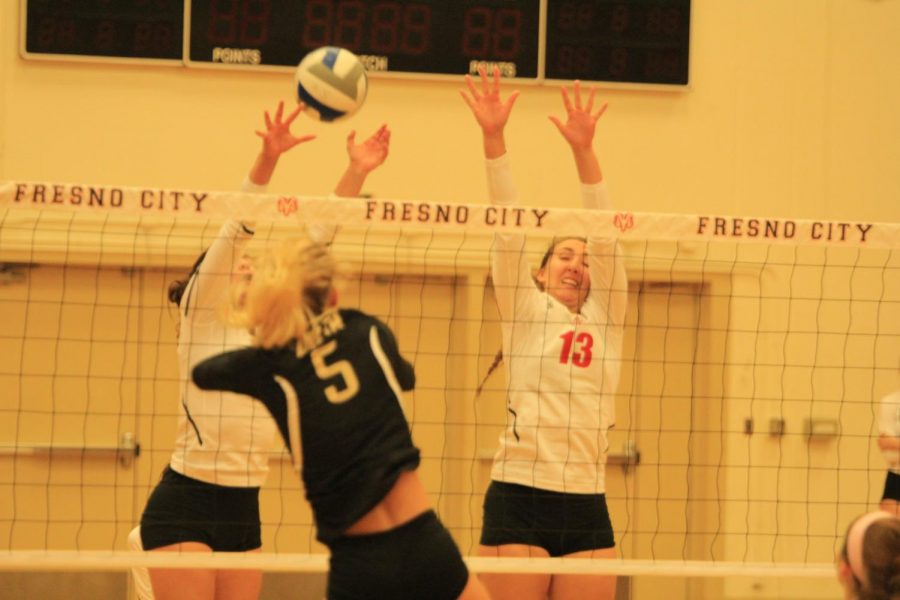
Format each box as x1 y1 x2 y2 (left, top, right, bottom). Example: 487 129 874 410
1 0 899 222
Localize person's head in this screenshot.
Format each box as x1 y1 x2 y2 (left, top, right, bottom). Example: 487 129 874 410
230 252 257 309
167 249 256 308
836 511 899 600
167 250 209 307
237 238 336 349
536 237 590 313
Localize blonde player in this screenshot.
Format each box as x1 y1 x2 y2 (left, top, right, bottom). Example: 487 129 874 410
878 389 900 514
460 67 627 600
136 101 390 600
191 239 490 600
835 511 899 599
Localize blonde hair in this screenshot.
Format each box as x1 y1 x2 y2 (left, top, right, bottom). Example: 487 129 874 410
234 238 335 349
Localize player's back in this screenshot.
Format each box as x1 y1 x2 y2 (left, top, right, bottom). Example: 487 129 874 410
273 308 420 540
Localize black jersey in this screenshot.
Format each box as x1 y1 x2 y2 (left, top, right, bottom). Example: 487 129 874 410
192 308 420 543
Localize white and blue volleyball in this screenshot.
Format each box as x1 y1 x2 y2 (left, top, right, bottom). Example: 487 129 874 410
294 47 367 122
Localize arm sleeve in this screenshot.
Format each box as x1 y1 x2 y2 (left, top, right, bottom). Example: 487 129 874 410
181 220 253 321
305 192 342 245
881 393 900 437
374 321 415 391
192 348 294 451
486 154 539 321
583 182 628 328
238 176 266 231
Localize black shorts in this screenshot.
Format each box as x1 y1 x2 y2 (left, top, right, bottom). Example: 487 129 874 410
480 480 615 557
883 471 900 502
326 511 469 600
140 466 261 552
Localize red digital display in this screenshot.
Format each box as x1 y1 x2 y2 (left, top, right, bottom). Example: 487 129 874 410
22 0 691 85
189 0 540 78
24 0 183 61
545 1 691 85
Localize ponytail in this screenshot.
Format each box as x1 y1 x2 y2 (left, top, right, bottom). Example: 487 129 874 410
236 239 334 349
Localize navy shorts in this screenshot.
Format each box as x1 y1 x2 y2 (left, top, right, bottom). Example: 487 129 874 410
140 467 261 552
883 471 900 502
480 480 615 557
326 511 469 600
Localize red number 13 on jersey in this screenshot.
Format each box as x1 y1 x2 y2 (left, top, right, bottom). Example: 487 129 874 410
559 330 594 368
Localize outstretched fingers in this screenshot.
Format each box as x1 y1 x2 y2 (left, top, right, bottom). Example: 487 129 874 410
284 102 305 126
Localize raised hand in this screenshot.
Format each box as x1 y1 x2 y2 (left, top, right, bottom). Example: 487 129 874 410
256 101 316 160
346 124 391 175
459 65 520 136
548 81 608 151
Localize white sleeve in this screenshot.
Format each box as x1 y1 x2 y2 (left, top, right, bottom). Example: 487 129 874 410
486 154 518 207
487 155 540 321
583 182 628 328
237 177 267 232
181 220 253 322
306 193 341 245
881 392 900 437
239 176 337 244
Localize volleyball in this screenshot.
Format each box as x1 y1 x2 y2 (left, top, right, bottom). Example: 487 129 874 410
294 46 368 122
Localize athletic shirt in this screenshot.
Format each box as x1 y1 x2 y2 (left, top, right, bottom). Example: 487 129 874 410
191 308 420 544
486 154 628 494
880 390 900 473
167 179 279 487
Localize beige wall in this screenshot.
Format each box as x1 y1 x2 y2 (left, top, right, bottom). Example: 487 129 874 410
1 1 899 223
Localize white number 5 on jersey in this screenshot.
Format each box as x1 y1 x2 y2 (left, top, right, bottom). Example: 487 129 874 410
311 340 360 403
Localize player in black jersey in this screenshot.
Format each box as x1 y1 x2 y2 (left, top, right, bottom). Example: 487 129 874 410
192 240 490 600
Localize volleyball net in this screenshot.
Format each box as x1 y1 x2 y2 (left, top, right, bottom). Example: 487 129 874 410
0 181 898 587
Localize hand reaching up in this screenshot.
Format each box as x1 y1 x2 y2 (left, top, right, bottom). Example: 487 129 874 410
346 124 391 175
549 81 607 151
460 65 520 136
256 101 316 160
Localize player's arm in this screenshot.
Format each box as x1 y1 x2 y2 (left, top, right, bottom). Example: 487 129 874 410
551 82 628 326
185 102 316 318
460 65 519 160
309 124 393 244
182 220 254 320
192 347 295 451
247 100 316 189
332 124 391 198
461 66 537 320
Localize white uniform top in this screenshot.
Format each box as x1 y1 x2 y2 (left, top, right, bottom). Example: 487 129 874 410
168 179 279 487
880 390 900 473
487 155 628 494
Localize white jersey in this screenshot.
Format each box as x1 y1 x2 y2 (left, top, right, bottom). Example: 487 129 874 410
486 155 628 494
168 179 278 486
880 390 900 473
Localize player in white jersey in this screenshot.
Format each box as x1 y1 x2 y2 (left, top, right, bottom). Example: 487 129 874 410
136 101 391 600
878 389 900 514
461 67 628 600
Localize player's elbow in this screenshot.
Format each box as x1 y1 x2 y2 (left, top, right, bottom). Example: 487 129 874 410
191 362 214 390
399 363 416 391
